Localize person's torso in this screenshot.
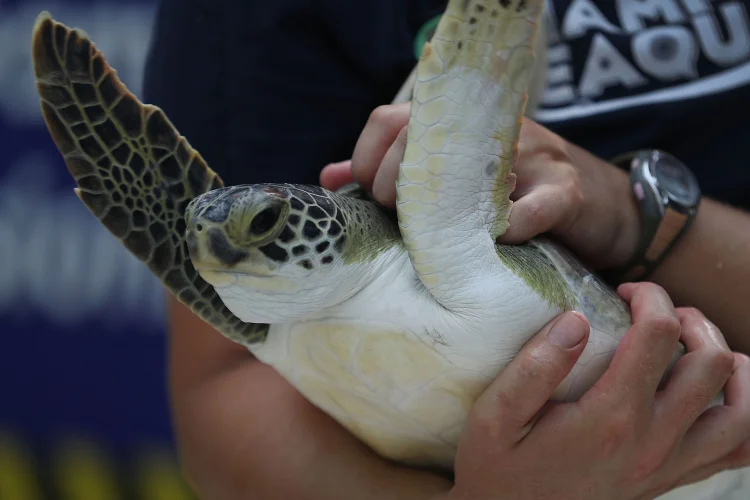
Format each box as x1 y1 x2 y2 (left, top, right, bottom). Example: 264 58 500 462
143 0 750 207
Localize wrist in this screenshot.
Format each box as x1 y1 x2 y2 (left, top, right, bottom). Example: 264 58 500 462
563 141 642 271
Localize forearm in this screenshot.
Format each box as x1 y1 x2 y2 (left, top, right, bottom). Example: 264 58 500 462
649 198 750 354
563 141 750 353
168 299 449 500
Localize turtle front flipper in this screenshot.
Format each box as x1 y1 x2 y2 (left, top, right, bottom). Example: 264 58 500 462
31 11 268 345
397 0 546 310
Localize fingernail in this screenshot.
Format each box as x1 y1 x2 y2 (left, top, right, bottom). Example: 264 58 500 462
548 312 588 348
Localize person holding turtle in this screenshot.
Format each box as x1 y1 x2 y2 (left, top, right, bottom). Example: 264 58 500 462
137 0 750 498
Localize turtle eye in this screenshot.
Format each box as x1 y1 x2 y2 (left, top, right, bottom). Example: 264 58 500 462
249 205 283 236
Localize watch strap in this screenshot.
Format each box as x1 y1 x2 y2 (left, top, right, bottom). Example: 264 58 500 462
605 151 699 283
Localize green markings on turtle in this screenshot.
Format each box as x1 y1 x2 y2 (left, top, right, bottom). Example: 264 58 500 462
30 10 267 344
495 243 577 312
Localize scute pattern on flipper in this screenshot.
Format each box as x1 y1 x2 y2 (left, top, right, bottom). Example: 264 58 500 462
31 11 267 344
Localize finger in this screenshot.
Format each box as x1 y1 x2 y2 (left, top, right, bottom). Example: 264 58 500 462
319 160 354 191
654 308 734 445
679 354 750 470
676 307 729 350
351 103 411 191
593 283 682 408
372 125 407 208
497 183 579 244
671 438 750 494
472 311 590 437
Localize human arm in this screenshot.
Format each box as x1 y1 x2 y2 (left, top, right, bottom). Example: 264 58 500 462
321 104 750 352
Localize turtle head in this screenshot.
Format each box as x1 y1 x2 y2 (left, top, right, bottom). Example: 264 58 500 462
184 184 401 323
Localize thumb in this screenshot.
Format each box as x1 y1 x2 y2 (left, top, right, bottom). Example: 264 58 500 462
472 311 590 434
319 160 354 191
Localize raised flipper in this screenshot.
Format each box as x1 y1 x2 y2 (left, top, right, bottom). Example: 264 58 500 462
31 11 267 344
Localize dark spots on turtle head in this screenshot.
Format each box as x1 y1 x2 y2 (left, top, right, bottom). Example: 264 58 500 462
327 221 342 237
78 135 104 159
132 209 147 228
498 0 511 8
278 226 296 243
129 153 146 177
259 241 289 263
146 110 178 151
334 209 346 227
318 198 336 216
457 40 463 50
288 214 300 226
315 241 330 253
307 205 327 220
334 235 347 253
321 255 334 265
290 197 304 210
199 198 231 223
296 190 315 204
292 245 308 257
159 156 181 180
469 16 477 24
112 143 131 164
112 93 142 138
299 259 314 270
516 0 527 12
208 228 249 266
303 220 321 240
475 3 486 12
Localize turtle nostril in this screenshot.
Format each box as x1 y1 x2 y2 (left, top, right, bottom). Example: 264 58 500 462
249 205 282 236
195 223 204 232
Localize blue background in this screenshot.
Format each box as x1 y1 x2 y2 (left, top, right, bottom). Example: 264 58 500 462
0 0 195 497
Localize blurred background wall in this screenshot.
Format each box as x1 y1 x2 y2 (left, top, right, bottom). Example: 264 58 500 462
0 0 196 498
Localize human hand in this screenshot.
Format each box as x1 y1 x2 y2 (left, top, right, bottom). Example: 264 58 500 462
440 282 750 500
319 103 639 269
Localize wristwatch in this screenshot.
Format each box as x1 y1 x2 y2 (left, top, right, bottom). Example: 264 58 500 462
607 150 701 283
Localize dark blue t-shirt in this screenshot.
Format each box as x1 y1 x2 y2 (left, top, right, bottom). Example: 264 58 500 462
143 0 750 208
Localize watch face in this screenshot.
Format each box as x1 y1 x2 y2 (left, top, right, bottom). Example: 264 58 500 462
649 152 701 207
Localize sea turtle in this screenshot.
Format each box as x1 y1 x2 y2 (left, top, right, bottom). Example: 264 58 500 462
31 2 748 497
